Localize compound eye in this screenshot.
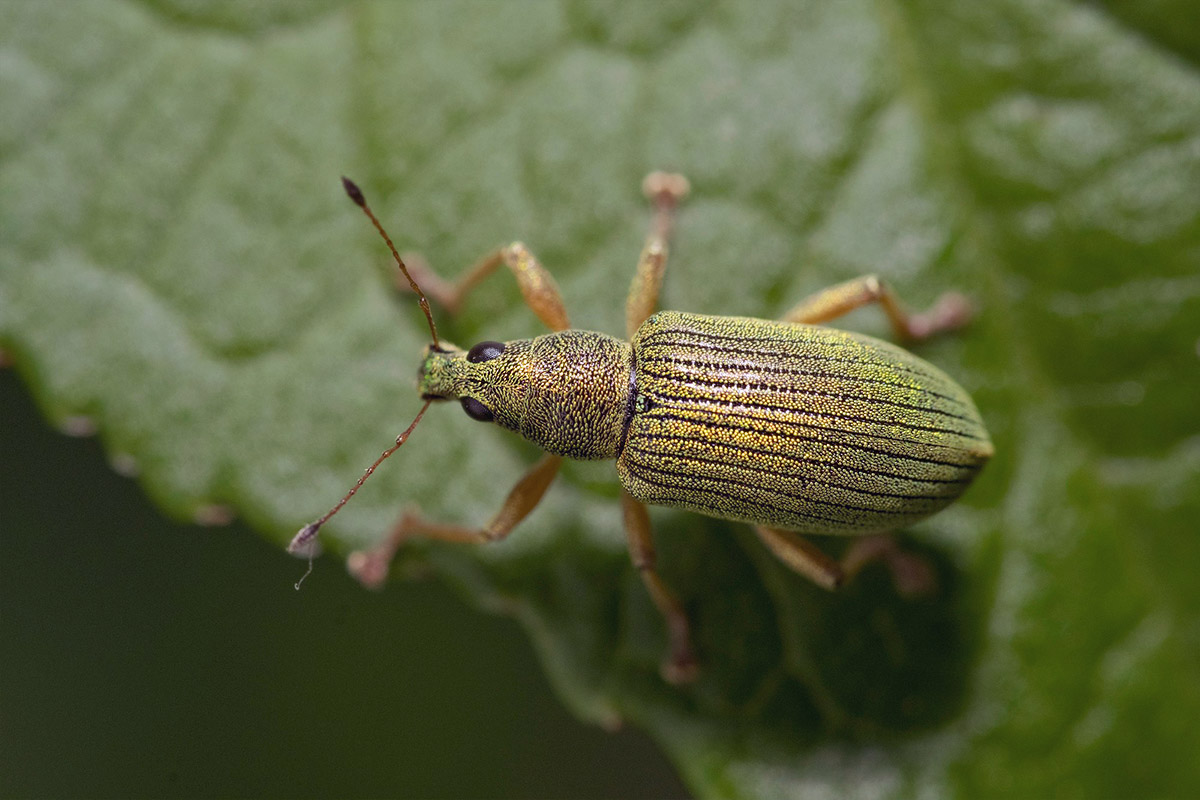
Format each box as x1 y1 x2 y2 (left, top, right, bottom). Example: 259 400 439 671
466 340 505 363
460 397 494 422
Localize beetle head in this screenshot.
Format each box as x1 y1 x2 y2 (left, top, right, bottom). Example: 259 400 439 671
418 339 534 429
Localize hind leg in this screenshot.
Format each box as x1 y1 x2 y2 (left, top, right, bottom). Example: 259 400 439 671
621 491 697 684
754 526 936 598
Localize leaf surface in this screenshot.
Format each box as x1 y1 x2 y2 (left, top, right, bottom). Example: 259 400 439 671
3 1 1198 796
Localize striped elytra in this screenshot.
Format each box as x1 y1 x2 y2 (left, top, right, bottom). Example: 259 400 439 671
616 311 993 534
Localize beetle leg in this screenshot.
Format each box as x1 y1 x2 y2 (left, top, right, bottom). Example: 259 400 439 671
753 526 845 590
396 244 571 332
755 527 938 597
840 534 938 598
781 275 973 342
621 490 698 684
625 172 691 338
347 454 563 588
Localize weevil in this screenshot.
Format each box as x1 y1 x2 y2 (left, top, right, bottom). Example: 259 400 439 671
291 173 993 683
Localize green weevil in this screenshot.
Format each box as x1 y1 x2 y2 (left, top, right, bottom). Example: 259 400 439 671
291 173 993 682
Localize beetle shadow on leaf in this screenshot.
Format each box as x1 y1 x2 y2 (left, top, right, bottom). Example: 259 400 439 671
650 515 975 739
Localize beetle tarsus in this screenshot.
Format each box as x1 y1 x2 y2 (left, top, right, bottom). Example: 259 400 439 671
906 291 974 340
347 547 393 589
841 535 938 598
642 171 690 206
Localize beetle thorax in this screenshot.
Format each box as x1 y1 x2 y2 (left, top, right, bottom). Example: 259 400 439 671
418 331 633 461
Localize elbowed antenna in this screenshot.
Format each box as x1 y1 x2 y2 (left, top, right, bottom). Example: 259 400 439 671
341 177 441 349
290 398 433 589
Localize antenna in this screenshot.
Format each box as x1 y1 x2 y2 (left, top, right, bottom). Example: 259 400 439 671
289 178 443 588
289 398 433 589
341 177 440 349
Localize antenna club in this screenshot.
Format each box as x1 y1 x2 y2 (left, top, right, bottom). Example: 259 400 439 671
288 521 321 554
287 398 433 588
339 177 441 349
342 176 366 206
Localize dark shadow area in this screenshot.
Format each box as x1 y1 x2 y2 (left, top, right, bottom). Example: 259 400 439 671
645 513 977 739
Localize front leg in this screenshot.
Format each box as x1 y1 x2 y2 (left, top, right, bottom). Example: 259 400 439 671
348 454 563 588
400 243 571 332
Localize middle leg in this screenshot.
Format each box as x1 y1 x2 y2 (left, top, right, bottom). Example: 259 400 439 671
400 243 572 332
782 275 973 342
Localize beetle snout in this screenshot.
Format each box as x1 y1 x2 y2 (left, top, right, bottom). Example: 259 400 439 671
416 341 466 400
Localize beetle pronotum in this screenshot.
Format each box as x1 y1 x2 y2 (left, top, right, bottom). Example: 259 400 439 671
291 174 993 682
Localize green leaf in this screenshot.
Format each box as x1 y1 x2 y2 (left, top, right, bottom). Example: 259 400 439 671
3 1 1198 796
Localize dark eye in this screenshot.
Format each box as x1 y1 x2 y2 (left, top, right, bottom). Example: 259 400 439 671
460 397 494 422
466 340 505 363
